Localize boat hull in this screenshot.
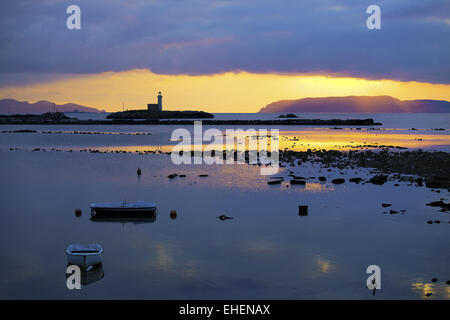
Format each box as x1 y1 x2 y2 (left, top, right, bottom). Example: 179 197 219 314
90 202 157 218
67 254 102 268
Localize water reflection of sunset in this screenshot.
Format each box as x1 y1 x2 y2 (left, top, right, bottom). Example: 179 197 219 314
411 280 450 299
79 128 450 154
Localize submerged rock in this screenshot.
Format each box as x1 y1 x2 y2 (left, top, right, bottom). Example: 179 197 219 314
426 200 450 211
369 174 388 185
332 178 345 184
298 205 308 216
218 215 233 220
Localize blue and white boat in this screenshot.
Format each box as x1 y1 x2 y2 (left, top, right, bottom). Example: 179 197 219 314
66 244 103 268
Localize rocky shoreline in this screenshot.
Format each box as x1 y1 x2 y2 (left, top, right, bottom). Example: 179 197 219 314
279 149 450 189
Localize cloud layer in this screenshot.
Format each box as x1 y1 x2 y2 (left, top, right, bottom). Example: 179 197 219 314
0 0 449 84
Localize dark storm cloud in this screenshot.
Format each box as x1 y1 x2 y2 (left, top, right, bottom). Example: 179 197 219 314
0 0 449 85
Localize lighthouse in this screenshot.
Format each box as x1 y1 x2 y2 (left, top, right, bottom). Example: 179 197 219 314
147 91 163 113
157 91 162 111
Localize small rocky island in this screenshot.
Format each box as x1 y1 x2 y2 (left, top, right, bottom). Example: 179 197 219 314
107 91 213 119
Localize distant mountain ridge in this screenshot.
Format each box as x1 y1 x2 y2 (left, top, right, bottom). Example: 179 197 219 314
259 96 450 113
0 99 104 114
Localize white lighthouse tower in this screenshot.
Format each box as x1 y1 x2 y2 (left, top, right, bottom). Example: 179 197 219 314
157 91 162 111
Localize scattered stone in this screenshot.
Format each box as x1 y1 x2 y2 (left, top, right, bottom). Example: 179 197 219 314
170 210 177 219
290 179 306 185
416 177 424 186
390 210 399 215
218 215 232 220
332 178 345 184
426 200 449 211
434 220 440 224
267 180 282 185
427 221 433 224
318 176 326 182
382 203 392 208
369 174 388 185
198 174 208 177
298 205 308 216
168 173 177 179
431 278 438 282
349 177 362 184
179 174 186 178
75 208 82 217
137 168 142 176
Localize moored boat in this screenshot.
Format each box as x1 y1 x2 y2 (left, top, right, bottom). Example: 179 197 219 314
66 244 103 268
90 201 157 217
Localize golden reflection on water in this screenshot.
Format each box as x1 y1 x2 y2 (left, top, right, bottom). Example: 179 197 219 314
307 256 338 279
316 256 337 274
305 183 333 193
83 128 450 154
411 279 450 299
279 130 450 151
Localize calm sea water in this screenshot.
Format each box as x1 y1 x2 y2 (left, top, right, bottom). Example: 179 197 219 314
0 113 449 299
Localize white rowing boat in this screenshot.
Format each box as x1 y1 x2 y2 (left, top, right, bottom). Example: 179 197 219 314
66 244 103 267
90 201 157 217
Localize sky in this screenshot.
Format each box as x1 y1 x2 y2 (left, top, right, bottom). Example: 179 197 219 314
0 0 449 112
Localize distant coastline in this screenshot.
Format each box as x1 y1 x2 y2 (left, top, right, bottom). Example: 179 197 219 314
259 96 450 113
0 99 104 114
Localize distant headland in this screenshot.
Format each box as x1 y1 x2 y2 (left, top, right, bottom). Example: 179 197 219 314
259 96 450 113
0 99 105 114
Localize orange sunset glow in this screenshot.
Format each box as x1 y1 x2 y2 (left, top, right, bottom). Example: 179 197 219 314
1 69 449 113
